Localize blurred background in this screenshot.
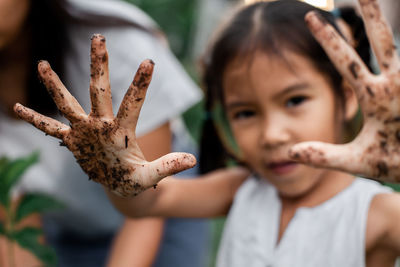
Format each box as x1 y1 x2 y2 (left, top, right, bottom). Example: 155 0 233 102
126 0 399 81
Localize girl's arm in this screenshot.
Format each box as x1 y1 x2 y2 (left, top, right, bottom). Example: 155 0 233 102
288 0 400 183
13 34 249 218
108 167 248 218
366 192 400 256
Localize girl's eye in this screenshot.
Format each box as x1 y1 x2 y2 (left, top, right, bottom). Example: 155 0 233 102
286 96 307 108
232 110 255 120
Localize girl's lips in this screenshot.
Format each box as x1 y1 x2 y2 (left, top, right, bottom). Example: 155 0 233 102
268 161 298 175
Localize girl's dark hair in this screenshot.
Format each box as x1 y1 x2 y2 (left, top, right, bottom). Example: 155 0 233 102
337 5 372 71
27 0 67 115
199 0 371 174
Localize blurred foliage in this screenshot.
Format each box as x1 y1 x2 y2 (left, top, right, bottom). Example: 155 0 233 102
208 218 226 267
124 0 206 144
384 182 400 192
181 100 204 144
0 152 64 267
124 0 199 63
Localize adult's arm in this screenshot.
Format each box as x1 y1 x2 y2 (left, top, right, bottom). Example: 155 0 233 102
106 123 170 267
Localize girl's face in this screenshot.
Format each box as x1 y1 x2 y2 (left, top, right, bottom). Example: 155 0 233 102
223 50 356 197
0 0 30 49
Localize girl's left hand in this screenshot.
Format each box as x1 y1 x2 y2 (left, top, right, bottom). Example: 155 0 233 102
289 0 400 182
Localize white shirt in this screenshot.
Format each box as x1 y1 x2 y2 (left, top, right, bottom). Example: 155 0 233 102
217 176 392 267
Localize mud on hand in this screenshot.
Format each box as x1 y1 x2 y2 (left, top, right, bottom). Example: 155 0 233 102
14 34 196 197
289 0 400 183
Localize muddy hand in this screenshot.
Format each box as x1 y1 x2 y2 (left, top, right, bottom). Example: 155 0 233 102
14 34 196 197
289 0 400 182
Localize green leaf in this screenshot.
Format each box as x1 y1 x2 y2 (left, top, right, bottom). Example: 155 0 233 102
0 152 40 206
384 182 400 192
13 227 57 266
212 102 240 156
182 100 205 144
0 157 11 192
0 221 5 236
0 156 10 170
15 194 64 224
124 0 198 61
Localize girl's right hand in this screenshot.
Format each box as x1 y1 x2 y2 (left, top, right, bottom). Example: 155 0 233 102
289 0 400 183
13 34 196 197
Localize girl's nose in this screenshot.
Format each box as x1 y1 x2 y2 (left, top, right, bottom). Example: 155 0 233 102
259 115 290 148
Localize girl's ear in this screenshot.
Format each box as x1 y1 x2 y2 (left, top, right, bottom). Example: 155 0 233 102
342 80 359 121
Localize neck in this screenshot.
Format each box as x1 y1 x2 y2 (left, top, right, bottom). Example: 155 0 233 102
0 28 31 117
279 170 354 209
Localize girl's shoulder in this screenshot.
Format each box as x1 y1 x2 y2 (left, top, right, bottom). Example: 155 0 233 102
368 190 400 221
331 178 393 210
365 187 400 252
350 178 393 195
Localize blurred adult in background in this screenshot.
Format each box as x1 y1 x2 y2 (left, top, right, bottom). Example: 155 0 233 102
335 0 399 43
0 0 209 266
378 0 399 44
334 0 399 77
334 5 371 67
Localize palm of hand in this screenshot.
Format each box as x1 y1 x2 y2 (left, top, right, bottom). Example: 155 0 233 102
289 0 400 182
356 70 400 181
14 34 196 197
64 117 148 196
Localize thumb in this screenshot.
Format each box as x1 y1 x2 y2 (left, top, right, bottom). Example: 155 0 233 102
289 141 358 173
144 152 197 186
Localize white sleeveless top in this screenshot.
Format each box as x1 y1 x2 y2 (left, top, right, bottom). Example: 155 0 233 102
216 176 393 267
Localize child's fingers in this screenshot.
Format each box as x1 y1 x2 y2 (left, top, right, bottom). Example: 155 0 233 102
142 152 197 187
305 11 372 105
14 103 70 139
358 0 399 73
89 34 114 118
116 60 154 131
38 61 87 123
289 141 361 174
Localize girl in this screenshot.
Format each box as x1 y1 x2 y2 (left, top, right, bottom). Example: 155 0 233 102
14 0 400 266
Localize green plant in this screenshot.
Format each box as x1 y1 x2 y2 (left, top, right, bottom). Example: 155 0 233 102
124 0 199 62
0 152 64 267
124 0 207 143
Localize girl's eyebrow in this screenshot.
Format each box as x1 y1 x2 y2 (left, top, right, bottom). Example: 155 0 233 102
225 101 250 111
277 82 310 97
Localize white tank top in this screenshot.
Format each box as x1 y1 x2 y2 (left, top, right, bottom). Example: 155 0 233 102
216 176 392 267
